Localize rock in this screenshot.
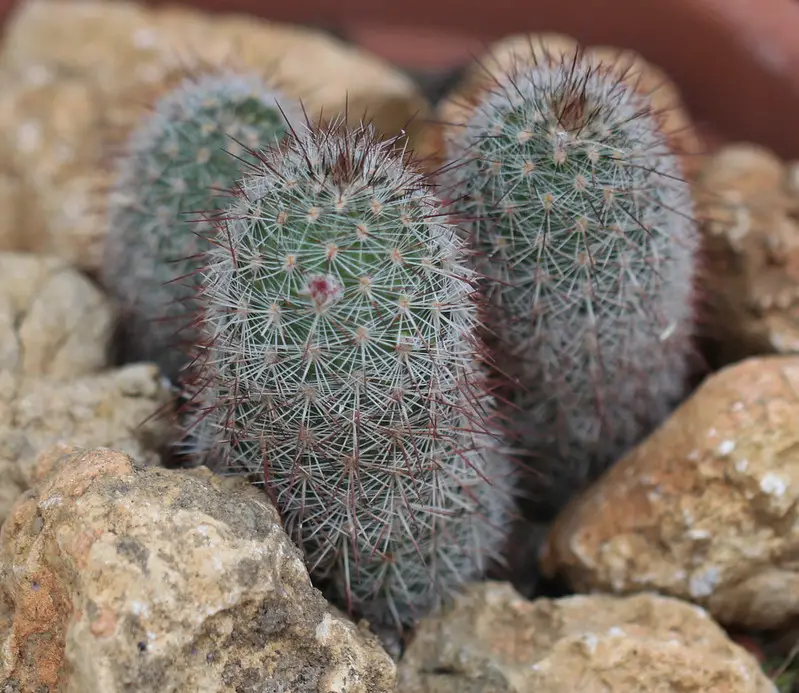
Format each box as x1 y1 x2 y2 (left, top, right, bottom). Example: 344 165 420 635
542 355 799 630
0 363 174 525
0 251 170 525
0 251 173 526
696 143 799 364
0 251 112 380
0 446 396 692
0 0 433 270
398 582 775 693
435 33 703 180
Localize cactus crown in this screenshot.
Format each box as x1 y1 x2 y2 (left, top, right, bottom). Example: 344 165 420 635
441 47 699 502
185 117 516 630
103 70 299 379
443 51 697 345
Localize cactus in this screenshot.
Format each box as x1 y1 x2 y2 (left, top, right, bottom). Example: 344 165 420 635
440 46 699 510
102 70 301 380
183 117 517 630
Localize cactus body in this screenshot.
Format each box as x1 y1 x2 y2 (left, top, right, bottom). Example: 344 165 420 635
103 71 299 380
185 119 516 629
441 48 699 509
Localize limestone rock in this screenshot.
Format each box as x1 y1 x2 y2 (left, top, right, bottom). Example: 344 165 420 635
0 251 172 526
542 356 799 630
696 143 799 364
435 33 703 180
0 0 432 270
398 582 775 693
0 251 112 380
0 446 396 692
0 363 173 525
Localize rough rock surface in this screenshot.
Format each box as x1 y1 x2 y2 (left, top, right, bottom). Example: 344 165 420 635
398 582 776 693
435 33 703 180
0 251 172 524
697 143 799 364
0 446 396 692
542 356 799 630
0 363 174 524
0 251 112 380
0 0 433 270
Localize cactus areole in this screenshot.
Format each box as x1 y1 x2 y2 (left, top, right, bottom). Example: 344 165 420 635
186 119 516 629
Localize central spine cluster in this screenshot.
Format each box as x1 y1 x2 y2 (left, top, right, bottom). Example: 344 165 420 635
185 119 516 628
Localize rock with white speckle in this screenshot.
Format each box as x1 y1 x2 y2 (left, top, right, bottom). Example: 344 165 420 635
0 446 396 692
397 582 776 693
542 355 799 630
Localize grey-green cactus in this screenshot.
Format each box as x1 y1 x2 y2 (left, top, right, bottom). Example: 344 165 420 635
183 117 517 630
102 70 301 380
440 47 699 509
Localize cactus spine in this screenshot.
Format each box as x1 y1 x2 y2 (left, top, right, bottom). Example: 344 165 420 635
441 46 699 509
102 70 300 380
184 118 516 629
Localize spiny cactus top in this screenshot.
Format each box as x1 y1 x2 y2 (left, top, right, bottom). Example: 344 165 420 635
185 119 516 629
441 48 699 506
103 70 300 380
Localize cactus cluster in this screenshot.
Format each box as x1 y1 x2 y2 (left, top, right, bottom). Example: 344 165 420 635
102 70 300 380
440 47 699 508
103 40 699 633
182 118 517 629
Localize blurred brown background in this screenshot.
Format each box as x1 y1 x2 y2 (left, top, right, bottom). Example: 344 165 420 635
1 0 798 157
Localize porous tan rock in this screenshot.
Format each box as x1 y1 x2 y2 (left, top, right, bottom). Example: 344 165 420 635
696 143 799 364
398 582 776 693
0 252 112 380
0 251 173 526
0 0 433 270
0 446 396 692
435 33 703 180
0 363 174 524
542 355 799 630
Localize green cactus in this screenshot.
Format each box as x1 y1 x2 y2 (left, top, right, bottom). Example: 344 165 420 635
102 70 301 380
183 117 517 630
440 47 699 510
